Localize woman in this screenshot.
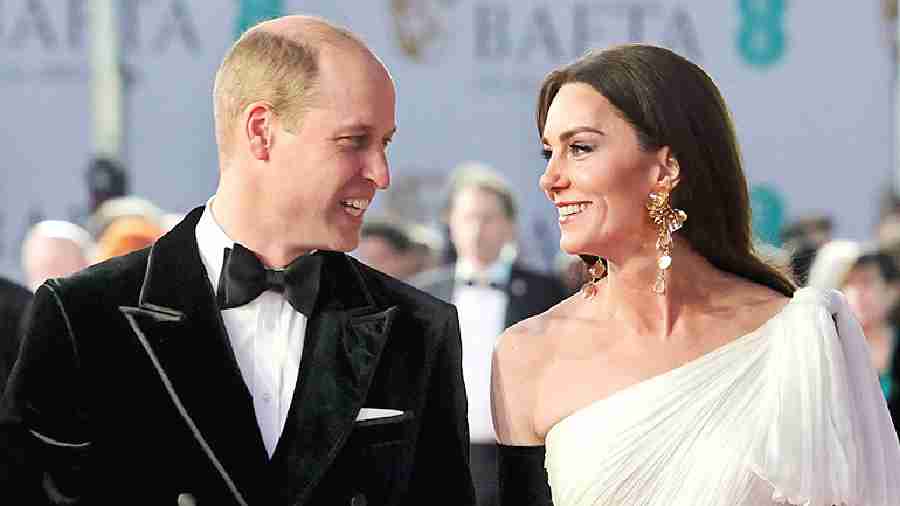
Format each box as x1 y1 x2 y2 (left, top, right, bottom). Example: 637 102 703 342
491 44 900 506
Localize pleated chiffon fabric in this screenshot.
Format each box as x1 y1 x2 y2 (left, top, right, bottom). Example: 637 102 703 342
544 287 900 506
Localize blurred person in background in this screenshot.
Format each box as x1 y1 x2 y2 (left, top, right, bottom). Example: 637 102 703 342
20 220 94 291
0 276 32 498
2 15 474 505
877 190 900 246
780 215 833 285
415 163 566 506
92 216 164 263
86 194 165 240
85 157 128 214
807 240 900 431
161 212 187 232
0 276 31 393
358 219 434 280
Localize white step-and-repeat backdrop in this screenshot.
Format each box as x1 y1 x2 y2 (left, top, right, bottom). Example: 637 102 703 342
0 0 895 281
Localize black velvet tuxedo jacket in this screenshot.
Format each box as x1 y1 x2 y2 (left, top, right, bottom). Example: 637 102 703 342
413 264 567 329
0 208 475 506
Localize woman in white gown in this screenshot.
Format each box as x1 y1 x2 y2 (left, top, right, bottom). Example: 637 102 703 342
490 44 900 506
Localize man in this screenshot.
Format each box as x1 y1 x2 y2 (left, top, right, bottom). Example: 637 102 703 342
414 164 566 506
21 220 94 291
357 220 437 281
1 16 474 505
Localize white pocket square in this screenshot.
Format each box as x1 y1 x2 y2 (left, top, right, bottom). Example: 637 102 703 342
355 408 405 422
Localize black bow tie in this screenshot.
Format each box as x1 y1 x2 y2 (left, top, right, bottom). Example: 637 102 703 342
460 278 504 290
216 243 323 316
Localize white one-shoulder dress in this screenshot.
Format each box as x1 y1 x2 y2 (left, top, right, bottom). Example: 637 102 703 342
544 288 900 506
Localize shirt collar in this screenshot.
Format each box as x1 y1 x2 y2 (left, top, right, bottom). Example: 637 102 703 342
195 196 236 293
455 257 512 286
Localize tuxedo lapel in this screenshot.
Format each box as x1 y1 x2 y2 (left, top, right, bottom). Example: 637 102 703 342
269 253 397 505
118 207 267 506
504 265 532 328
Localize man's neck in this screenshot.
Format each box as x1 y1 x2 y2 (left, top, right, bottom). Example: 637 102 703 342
210 191 312 268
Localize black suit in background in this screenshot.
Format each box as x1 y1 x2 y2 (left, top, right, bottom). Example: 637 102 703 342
0 207 475 506
0 277 31 393
413 264 567 330
414 263 566 506
0 277 33 501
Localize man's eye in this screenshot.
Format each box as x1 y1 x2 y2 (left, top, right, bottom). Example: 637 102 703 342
340 136 367 149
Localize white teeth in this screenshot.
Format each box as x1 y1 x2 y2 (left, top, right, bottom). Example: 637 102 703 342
558 203 587 217
342 199 369 217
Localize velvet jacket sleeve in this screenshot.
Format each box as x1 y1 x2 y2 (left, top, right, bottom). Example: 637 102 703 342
0 282 92 505
404 307 476 506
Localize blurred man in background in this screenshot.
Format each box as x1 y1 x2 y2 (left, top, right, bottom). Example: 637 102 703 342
92 216 164 263
358 219 436 280
86 195 165 240
414 163 566 506
0 276 31 393
20 220 94 291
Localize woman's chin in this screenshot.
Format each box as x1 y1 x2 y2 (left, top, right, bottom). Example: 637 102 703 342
559 236 589 257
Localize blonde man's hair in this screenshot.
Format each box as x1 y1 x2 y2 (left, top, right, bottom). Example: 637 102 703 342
212 17 364 156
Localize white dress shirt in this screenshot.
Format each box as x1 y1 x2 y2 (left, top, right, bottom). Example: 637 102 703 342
195 199 307 457
452 258 511 443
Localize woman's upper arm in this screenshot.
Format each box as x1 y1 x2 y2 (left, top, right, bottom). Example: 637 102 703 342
491 326 543 446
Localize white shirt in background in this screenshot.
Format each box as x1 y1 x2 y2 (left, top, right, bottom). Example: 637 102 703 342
453 258 511 443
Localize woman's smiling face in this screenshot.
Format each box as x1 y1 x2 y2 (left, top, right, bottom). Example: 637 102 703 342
539 82 664 258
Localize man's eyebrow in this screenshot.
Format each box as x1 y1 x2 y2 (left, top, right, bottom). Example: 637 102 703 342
541 126 604 145
335 123 397 137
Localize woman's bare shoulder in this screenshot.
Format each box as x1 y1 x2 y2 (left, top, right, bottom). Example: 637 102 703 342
495 295 579 361
492 297 581 444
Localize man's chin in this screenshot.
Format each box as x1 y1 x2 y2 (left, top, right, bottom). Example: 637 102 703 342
325 234 360 253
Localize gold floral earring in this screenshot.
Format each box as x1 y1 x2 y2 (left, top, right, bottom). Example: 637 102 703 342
646 189 687 294
580 260 606 299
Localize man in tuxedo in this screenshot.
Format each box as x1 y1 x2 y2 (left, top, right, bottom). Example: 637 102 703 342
414 165 566 506
1 15 474 506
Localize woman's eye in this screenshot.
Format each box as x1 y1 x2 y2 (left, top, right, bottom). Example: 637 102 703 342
541 148 552 160
570 143 592 156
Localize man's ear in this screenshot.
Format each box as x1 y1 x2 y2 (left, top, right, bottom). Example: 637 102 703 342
245 102 274 161
654 146 681 190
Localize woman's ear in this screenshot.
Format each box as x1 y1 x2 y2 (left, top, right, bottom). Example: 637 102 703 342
655 146 681 190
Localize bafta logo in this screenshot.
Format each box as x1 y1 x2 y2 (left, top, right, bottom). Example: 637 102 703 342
390 0 456 62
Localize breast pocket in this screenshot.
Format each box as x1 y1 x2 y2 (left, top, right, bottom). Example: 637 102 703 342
343 412 414 504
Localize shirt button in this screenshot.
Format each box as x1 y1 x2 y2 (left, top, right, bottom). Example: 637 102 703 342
263 393 273 403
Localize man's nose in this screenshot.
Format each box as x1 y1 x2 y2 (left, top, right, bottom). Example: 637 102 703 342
364 151 390 190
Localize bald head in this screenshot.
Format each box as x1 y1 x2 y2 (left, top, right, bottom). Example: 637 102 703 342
213 15 382 159
22 220 93 291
